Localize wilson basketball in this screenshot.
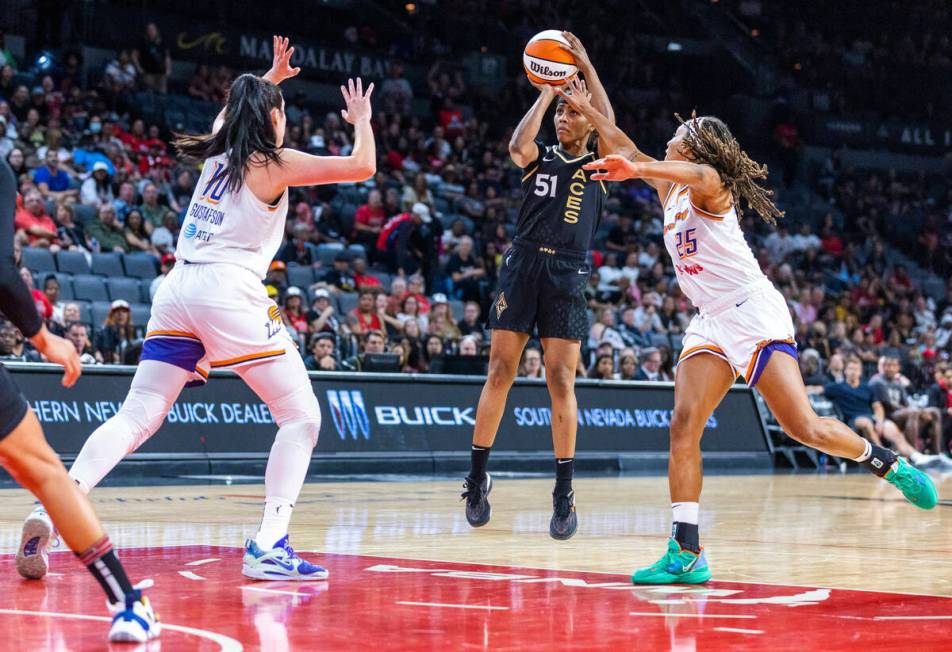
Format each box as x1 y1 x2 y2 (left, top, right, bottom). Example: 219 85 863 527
523 30 578 86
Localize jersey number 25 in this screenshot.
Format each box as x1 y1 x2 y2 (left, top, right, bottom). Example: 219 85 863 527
674 228 698 259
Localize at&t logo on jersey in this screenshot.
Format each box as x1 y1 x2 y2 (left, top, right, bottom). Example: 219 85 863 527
183 223 198 239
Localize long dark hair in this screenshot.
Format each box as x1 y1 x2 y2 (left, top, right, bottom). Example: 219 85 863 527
173 74 284 193
676 112 784 225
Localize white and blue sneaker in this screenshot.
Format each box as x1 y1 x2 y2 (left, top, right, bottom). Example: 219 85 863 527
16 506 55 579
242 535 329 581
108 592 161 643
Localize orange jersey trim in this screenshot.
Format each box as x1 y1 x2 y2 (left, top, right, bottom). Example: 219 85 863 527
209 349 286 368
743 338 795 382
145 330 200 341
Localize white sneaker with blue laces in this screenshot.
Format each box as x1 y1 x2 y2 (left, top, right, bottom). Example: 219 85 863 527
16 506 55 579
242 535 329 581
108 590 160 643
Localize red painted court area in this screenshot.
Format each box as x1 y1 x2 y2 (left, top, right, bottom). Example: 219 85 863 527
1 546 950 651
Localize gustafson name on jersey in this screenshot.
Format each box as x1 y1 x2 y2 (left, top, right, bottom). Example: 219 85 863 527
184 203 225 242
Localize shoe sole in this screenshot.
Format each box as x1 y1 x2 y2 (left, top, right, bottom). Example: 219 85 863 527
242 565 329 581
631 568 713 585
16 515 51 580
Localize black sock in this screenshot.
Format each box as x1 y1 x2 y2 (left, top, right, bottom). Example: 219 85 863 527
469 445 491 481
76 536 136 605
555 458 574 495
672 522 701 553
861 444 898 478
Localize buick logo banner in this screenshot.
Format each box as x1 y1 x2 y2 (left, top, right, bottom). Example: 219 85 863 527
8 366 767 456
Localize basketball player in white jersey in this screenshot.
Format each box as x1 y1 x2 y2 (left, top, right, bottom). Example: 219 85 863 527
18 36 376 581
556 77 936 585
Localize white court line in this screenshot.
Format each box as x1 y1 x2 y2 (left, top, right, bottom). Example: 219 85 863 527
186 558 221 566
240 585 313 597
713 627 764 635
873 615 952 620
396 601 509 611
177 570 205 581
0 608 242 651
630 612 756 619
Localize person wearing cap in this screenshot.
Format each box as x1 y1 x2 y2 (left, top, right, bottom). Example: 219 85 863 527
321 250 356 293
32 148 77 202
265 260 289 295
307 287 341 335
282 287 309 335
377 202 433 276
94 300 138 365
80 161 115 208
149 253 176 301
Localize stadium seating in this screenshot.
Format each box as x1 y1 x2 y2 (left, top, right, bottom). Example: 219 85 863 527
123 254 158 279
107 278 143 304
287 265 316 289
21 247 56 273
91 253 126 277
56 250 92 275
72 275 110 303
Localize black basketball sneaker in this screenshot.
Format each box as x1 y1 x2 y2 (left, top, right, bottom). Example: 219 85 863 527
549 490 577 540
461 473 492 527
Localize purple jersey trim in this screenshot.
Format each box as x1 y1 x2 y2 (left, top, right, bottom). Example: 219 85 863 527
141 337 206 375
749 341 798 387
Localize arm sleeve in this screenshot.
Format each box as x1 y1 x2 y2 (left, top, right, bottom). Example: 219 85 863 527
0 160 42 338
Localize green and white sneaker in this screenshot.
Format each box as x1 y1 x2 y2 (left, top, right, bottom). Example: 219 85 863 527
884 457 938 510
632 538 712 585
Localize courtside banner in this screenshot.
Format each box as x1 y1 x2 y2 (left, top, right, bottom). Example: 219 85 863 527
7 365 767 456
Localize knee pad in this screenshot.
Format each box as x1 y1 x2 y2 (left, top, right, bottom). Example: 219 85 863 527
275 419 321 450
266 382 322 431
117 386 176 449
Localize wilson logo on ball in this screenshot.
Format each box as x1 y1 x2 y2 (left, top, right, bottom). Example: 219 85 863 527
523 29 578 86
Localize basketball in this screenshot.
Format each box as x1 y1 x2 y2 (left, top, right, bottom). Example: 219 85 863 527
523 30 578 86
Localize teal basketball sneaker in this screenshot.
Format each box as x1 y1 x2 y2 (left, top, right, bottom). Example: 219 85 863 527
632 538 712 585
884 457 938 509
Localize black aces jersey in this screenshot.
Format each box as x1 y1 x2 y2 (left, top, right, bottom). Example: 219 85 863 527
516 140 606 252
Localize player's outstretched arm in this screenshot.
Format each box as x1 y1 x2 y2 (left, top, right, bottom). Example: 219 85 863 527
274 77 376 187
509 84 556 168
583 156 720 195
559 32 614 124
213 35 301 135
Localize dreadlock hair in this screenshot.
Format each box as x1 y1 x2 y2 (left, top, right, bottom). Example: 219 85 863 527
173 74 284 193
675 111 784 226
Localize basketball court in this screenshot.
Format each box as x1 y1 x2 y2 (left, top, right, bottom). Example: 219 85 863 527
1 474 949 650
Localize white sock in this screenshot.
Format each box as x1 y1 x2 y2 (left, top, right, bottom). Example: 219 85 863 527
254 422 315 549
909 451 926 464
672 501 699 525
256 500 294 549
852 439 873 463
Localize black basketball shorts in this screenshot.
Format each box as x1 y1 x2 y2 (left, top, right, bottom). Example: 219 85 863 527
0 365 29 441
489 238 591 341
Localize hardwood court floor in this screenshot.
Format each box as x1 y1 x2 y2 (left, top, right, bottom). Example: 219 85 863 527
0 473 949 650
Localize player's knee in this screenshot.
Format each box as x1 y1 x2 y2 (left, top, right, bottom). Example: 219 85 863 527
486 359 517 391
5 448 64 492
120 387 174 441
544 363 575 397
276 418 320 449
670 406 704 443
267 383 322 431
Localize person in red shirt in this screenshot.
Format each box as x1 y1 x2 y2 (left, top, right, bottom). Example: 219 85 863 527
15 189 59 248
281 286 309 336
348 288 383 335
405 274 430 314
352 256 381 290
352 189 386 255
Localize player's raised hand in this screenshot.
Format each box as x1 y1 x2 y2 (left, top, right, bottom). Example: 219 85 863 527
560 31 593 72
264 35 301 85
555 76 593 114
583 155 641 182
340 77 374 125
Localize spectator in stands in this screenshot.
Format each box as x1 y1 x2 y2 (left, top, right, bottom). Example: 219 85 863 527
0 31 16 70
589 307 625 351
352 189 386 255
635 347 663 381
150 254 175 300
282 287 309 338
32 149 75 202
617 351 638 380
303 332 337 371
277 223 318 266
446 236 485 302
352 256 381 290
428 293 460 340
123 210 154 255
112 181 137 223
95 300 137 364
380 63 414 115
42 274 66 328
80 161 114 207
133 23 172 93
397 294 428 335
458 335 479 356
150 210 179 254
404 274 430 313
65 321 98 365
265 260 288 296
458 301 485 342
103 49 137 96
514 346 543 379
139 182 165 230
349 289 383 336
307 288 341 336
322 251 357 293
589 354 615 380
86 203 127 253
187 64 215 101
422 334 444 372
376 291 403 338
871 356 943 455
15 189 59 249
341 330 387 372
401 175 434 213
0 320 42 361
826 353 846 383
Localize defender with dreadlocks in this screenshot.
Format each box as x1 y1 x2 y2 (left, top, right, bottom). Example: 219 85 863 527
557 76 936 584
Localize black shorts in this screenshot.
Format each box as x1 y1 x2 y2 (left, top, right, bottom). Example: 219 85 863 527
0 365 28 441
489 238 591 341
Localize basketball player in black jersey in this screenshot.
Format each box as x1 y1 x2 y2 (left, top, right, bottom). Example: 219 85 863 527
461 33 613 540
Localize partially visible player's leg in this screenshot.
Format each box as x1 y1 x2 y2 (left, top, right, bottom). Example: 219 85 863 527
69 360 190 492
1 409 159 642
462 328 529 528
756 353 936 509
540 336 581 540
235 353 327 581
632 353 733 585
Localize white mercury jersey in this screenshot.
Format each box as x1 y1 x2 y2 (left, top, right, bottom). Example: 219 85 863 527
662 183 770 313
176 153 288 279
